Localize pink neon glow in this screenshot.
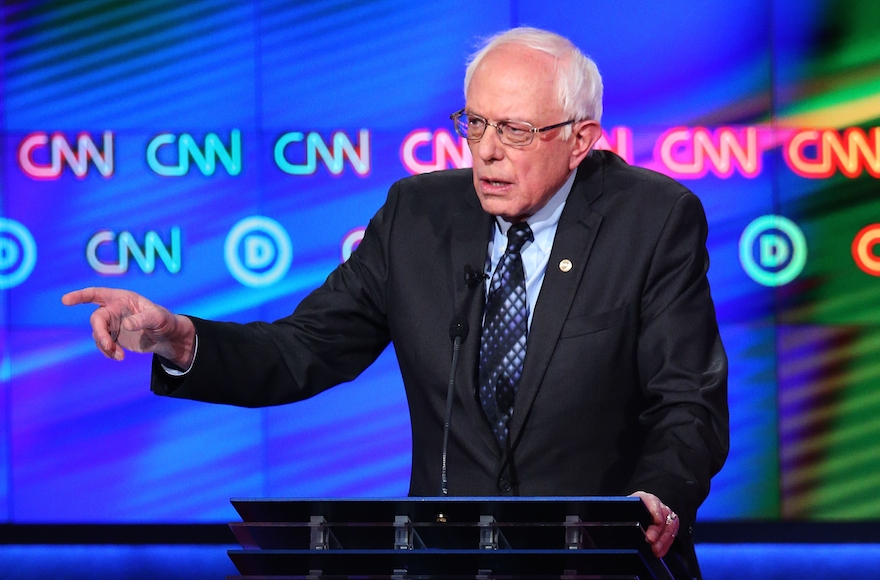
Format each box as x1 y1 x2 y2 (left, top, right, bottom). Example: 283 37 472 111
655 126 761 179
400 129 472 175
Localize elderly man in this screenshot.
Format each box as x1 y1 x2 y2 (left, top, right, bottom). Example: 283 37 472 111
64 27 728 578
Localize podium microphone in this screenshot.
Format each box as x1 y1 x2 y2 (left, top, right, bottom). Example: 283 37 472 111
441 315 469 496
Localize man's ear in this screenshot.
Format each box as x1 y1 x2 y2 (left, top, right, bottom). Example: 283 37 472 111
569 120 603 170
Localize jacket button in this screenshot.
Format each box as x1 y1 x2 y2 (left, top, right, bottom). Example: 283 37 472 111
498 478 512 493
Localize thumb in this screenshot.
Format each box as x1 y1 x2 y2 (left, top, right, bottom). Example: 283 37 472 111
121 309 163 333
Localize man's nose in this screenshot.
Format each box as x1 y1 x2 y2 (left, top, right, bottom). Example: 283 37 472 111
476 126 504 161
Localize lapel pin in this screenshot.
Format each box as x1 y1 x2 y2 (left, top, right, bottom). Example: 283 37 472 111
559 259 572 272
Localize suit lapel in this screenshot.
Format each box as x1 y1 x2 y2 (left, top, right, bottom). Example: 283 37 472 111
449 199 498 458
507 157 606 448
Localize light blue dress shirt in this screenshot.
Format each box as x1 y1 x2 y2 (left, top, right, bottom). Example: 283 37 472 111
485 169 578 328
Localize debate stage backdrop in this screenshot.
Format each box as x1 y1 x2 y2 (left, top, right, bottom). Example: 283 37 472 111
1 0 878 524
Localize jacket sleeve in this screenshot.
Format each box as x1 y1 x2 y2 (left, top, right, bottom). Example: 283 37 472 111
150 181 405 407
624 190 730 527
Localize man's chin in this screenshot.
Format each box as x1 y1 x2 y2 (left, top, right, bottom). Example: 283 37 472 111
477 198 528 222
477 196 510 217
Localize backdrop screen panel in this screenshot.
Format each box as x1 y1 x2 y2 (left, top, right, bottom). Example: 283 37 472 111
1 0 878 522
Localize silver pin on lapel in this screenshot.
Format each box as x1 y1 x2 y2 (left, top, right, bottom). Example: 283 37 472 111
559 259 572 272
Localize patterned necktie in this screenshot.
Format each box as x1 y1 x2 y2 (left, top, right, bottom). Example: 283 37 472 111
479 222 533 447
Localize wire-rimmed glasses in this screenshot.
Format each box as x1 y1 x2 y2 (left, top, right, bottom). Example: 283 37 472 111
450 109 576 146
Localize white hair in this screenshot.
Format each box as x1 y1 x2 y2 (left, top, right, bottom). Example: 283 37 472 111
463 27 604 132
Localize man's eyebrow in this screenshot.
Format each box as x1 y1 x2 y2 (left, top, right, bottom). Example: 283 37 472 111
464 110 519 123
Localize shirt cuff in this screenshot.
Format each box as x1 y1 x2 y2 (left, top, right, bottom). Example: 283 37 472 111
159 334 198 376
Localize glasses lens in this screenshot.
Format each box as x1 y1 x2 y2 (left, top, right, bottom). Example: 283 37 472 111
500 121 533 145
453 113 468 138
462 114 487 140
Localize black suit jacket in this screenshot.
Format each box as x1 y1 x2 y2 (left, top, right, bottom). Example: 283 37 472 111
153 150 729 576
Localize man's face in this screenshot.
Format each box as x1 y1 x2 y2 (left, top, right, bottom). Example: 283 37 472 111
465 44 591 222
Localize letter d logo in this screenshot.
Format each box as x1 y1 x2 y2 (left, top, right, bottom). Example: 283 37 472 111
224 216 292 287
739 215 807 287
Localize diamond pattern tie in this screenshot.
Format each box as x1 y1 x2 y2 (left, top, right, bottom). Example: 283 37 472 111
479 222 533 448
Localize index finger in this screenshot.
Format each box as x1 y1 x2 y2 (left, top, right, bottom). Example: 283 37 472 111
62 287 108 307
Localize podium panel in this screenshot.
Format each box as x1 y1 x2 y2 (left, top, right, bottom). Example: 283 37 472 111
227 497 692 579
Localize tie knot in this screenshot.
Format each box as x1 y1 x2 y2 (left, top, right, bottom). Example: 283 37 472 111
505 222 533 254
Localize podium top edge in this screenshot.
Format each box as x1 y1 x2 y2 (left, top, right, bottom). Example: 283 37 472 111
229 497 651 527
230 496 642 503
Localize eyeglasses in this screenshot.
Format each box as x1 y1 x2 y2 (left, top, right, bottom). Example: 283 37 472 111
450 109 576 146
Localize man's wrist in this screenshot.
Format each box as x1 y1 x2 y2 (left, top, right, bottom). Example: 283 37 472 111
155 313 197 370
160 333 198 376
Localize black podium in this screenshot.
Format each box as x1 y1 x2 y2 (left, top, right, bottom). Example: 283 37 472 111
227 497 692 579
